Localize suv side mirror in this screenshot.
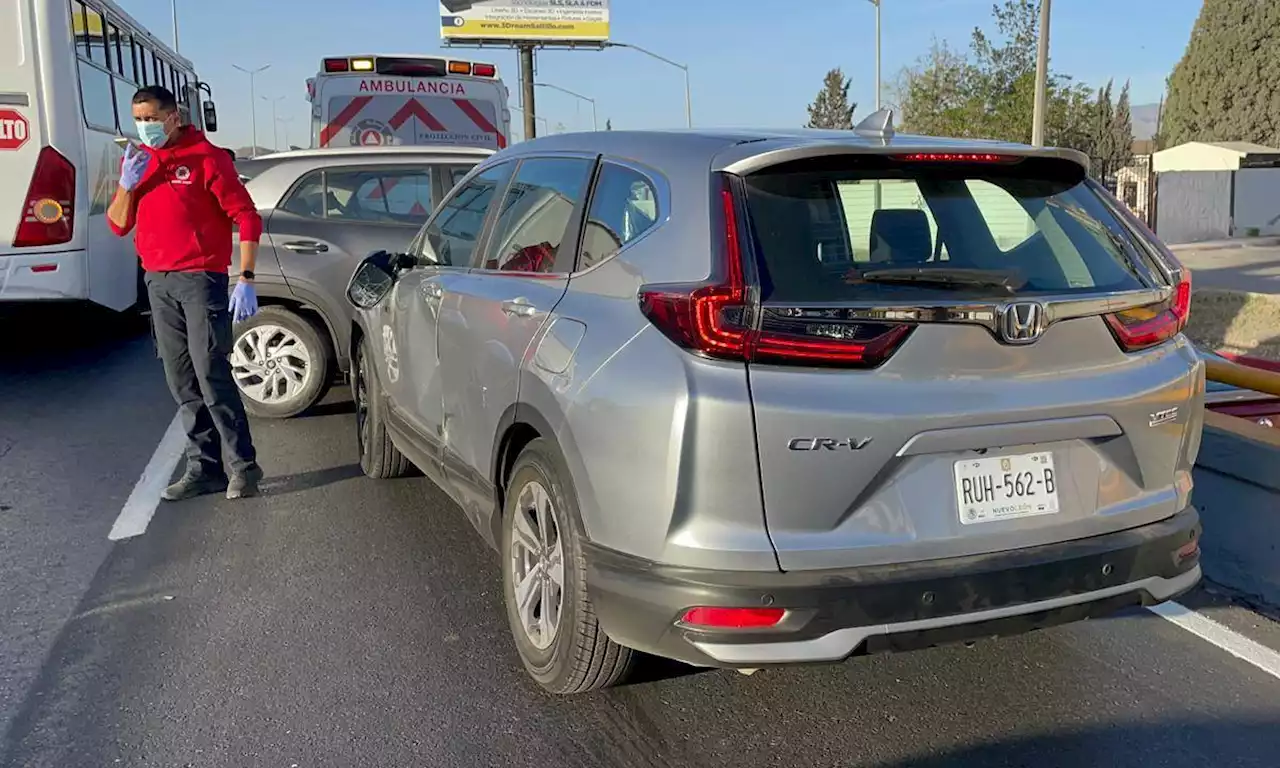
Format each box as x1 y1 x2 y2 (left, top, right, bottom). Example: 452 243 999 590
202 101 219 133
347 250 412 308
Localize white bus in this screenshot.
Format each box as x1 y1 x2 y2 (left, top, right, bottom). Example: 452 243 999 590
307 54 509 152
1 0 219 313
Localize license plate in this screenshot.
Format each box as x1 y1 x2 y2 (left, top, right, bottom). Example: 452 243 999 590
954 452 1059 525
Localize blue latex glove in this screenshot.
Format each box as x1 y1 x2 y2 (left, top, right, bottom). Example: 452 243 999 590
229 280 258 323
119 144 150 191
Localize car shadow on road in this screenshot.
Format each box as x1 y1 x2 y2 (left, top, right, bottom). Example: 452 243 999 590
0 305 150 376
259 463 365 496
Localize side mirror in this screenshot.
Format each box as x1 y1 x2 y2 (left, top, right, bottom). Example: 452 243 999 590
202 101 218 133
346 250 410 309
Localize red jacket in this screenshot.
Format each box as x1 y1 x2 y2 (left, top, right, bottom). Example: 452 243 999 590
109 128 263 273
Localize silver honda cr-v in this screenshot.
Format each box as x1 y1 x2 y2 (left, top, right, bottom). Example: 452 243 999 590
345 111 1204 695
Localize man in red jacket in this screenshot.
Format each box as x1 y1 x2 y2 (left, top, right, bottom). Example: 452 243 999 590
108 85 264 501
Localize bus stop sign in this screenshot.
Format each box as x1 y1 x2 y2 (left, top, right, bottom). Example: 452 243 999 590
0 109 30 150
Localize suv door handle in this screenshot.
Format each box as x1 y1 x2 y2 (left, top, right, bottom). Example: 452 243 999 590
501 298 536 318
282 241 328 253
421 282 444 301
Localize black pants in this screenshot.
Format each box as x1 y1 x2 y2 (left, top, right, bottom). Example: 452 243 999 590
146 270 258 477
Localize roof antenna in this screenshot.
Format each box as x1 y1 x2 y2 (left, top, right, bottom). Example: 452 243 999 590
854 108 895 139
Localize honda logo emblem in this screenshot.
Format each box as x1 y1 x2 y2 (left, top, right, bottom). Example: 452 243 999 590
998 301 1046 344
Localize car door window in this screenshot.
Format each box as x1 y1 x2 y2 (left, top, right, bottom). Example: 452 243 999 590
421 162 514 267
278 167 437 225
479 157 594 274
580 163 661 269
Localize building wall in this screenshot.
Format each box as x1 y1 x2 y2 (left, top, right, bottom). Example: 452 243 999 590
1232 169 1280 236
1156 171 1233 244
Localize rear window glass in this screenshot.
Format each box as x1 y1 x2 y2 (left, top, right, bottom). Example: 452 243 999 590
741 157 1163 303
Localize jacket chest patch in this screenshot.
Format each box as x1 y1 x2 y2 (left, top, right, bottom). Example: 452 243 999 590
165 164 198 186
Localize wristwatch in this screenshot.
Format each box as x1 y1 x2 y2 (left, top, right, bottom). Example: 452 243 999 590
240 270 255 280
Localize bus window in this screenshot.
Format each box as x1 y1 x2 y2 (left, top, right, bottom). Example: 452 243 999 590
79 61 117 130
70 1 89 58
125 35 138 82
114 74 137 135
106 23 122 75
83 6 107 68
137 41 148 84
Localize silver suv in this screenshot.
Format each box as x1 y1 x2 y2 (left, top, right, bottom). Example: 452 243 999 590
345 113 1204 695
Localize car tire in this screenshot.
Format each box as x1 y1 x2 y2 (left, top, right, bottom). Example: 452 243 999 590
501 438 633 694
231 306 333 419
353 337 411 479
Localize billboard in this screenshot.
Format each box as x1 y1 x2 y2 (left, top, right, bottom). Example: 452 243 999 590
440 0 610 43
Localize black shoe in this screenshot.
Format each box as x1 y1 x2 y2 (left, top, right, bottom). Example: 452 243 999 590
162 470 229 501
227 465 265 500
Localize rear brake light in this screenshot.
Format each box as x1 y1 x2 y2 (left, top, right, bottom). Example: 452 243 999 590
323 58 349 73
895 153 1019 163
680 607 786 629
448 61 471 75
1104 268 1192 352
13 146 75 248
472 63 497 77
638 175 912 367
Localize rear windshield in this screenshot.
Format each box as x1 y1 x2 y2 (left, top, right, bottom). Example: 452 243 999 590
740 156 1164 303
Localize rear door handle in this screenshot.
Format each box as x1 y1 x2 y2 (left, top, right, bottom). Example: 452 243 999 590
282 241 328 253
501 298 536 318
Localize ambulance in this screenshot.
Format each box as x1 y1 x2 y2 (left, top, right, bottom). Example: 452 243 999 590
307 55 510 151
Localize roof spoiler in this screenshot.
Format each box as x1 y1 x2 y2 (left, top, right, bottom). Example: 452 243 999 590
854 108 895 139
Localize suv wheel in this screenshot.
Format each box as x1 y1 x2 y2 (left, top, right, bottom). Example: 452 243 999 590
230 306 332 419
501 439 633 694
353 338 411 479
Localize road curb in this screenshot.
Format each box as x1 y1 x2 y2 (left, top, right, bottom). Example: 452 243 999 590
1197 411 1280 494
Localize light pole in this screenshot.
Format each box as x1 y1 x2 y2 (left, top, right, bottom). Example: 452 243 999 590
277 116 293 151
262 94 285 150
171 0 180 53
1031 0 1051 146
509 106 548 141
606 42 691 128
534 83 597 131
866 0 881 110
232 64 270 158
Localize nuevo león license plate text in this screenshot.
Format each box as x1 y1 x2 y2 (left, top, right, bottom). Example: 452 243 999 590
954 452 1060 525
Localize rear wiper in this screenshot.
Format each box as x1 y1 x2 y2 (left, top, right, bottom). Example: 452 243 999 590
852 267 1026 293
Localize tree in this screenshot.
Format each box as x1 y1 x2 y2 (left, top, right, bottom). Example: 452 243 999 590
1091 81 1115 180
806 68 856 130
1111 81 1134 171
1163 0 1280 147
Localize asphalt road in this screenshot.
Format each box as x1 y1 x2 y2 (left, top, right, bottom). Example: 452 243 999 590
1175 244 1280 295
3 313 1280 768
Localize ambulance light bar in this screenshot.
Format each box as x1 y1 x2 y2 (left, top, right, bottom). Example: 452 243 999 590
321 57 497 78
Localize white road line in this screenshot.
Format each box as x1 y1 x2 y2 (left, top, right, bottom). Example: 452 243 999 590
108 411 185 541
1149 601 1280 681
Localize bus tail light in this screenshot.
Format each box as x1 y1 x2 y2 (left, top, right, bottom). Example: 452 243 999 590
323 58 349 73
13 146 75 248
448 61 471 75
472 63 497 77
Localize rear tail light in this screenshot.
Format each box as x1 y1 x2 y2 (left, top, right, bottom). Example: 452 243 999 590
448 61 471 75
1104 267 1192 352
472 63 497 77
638 174 912 367
894 152 1021 163
679 607 786 629
13 146 75 248
323 57 349 73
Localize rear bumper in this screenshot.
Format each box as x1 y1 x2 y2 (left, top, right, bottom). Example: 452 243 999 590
0 250 87 302
584 506 1202 668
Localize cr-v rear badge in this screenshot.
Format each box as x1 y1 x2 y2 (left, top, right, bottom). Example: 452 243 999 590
998 301 1046 344
788 438 874 451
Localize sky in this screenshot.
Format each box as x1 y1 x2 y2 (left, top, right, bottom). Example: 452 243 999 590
117 0 1205 151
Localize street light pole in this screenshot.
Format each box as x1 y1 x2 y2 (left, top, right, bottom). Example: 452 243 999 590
509 106 548 141
606 42 691 128
1031 0 1051 147
534 83 597 131
262 94 285 150
277 116 292 151
171 0 180 54
232 64 270 158
866 0 881 110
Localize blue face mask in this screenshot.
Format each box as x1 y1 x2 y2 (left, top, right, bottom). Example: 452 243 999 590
135 120 170 148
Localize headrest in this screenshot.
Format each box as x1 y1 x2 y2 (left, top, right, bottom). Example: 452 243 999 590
869 208 932 265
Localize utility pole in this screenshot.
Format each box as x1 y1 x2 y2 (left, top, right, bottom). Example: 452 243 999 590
232 64 270 158
535 83 597 130
171 0 180 53
519 44 537 140
1031 0 1051 147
